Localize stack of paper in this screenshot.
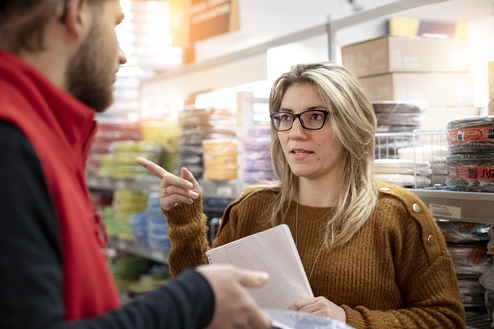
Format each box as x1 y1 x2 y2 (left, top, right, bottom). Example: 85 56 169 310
206 224 313 310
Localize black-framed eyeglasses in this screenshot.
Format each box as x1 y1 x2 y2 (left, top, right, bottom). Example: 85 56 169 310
270 110 329 131
59 0 69 23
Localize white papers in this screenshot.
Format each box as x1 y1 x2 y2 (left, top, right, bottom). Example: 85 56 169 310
205 224 313 310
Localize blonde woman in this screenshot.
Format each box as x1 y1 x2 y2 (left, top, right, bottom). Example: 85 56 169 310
137 62 465 328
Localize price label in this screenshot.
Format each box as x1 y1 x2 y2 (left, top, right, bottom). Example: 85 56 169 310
429 204 461 219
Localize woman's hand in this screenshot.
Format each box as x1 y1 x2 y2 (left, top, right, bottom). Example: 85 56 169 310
135 157 200 210
290 297 346 323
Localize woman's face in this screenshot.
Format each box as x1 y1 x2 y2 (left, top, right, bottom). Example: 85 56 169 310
277 83 347 183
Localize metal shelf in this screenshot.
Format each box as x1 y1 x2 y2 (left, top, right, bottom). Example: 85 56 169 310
87 176 162 191
409 189 494 224
109 237 169 264
198 179 246 199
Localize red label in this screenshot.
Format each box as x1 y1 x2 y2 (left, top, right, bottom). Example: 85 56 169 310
449 164 494 181
468 245 488 266
446 126 494 143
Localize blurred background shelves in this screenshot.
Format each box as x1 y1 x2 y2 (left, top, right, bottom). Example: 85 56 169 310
88 176 162 192
109 237 169 265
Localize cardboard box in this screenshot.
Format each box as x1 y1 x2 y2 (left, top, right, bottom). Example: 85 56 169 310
489 101 494 115
341 36 470 78
421 106 480 130
359 72 474 107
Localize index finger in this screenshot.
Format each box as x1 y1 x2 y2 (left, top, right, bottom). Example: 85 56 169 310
135 157 168 179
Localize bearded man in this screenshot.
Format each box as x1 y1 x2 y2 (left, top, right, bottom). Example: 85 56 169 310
0 1 272 328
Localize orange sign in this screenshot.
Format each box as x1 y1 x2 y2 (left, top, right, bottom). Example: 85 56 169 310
170 0 239 48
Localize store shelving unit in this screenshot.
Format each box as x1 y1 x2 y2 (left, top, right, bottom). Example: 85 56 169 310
87 176 161 192
409 189 494 224
109 237 169 264
198 179 246 199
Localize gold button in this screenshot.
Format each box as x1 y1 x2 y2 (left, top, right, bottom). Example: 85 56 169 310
427 235 435 245
380 187 390 191
413 204 421 213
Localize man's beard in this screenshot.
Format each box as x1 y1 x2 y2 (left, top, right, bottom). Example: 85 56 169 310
65 23 115 113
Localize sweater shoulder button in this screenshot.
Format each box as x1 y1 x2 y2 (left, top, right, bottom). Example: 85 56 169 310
412 203 421 213
427 235 435 245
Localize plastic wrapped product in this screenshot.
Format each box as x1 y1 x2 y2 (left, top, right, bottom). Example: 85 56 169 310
202 139 238 180
372 101 428 113
243 170 277 182
178 107 235 130
373 174 431 188
243 159 273 171
436 219 490 243
446 116 494 154
265 309 353 329
244 137 271 152
480 263 494 291
446 153 494 192
243 150 271 161
131 212 148 247
447 243 492 275
179 127 236 145
373 159 432 176
375 113 425 126
398 145 448 163
457 277 487 308
247 126 272 138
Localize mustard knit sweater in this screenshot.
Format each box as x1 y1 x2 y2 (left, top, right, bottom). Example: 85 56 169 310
164 181 466 328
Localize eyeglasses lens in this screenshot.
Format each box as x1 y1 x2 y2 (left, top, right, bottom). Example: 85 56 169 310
271 110 326 131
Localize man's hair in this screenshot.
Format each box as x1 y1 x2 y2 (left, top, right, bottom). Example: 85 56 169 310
0 0 102 54
0 0 59 53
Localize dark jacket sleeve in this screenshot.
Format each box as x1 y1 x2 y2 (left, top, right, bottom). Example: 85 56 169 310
0 121 215 329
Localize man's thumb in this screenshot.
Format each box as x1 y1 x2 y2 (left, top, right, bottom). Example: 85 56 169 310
236 269 270 289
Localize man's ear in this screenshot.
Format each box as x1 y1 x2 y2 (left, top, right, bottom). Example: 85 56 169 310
63 0 93 42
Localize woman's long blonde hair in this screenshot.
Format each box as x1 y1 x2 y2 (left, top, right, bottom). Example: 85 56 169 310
260 62 379 247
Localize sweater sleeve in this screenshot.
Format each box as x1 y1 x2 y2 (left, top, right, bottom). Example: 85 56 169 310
164 189 255 277
164 196 211 277
342 191 466 329
0 121 215 329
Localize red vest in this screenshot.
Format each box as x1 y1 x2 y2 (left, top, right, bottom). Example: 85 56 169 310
0 51 121 320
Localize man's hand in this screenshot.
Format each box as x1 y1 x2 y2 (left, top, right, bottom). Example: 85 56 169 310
196 264 273 329
290 296 346 323
135 157 200 210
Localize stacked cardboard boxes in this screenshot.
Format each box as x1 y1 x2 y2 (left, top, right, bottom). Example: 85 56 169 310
342 36 479 130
